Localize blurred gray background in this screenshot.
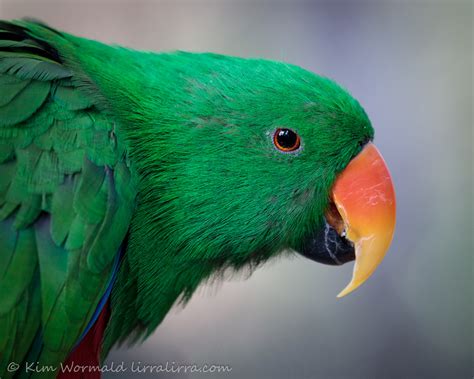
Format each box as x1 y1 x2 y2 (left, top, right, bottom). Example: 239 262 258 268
1 1 472 378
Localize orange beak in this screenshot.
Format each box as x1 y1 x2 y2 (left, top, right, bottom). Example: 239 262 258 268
331 143 396 297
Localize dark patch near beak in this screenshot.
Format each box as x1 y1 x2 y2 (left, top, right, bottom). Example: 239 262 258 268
299 221 355 265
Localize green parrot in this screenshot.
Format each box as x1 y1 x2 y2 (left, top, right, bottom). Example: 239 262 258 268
0 20 396 378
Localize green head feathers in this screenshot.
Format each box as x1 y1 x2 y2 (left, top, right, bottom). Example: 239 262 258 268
121 53 374 261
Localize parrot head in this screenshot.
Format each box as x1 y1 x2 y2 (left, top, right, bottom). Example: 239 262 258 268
117 52 395 304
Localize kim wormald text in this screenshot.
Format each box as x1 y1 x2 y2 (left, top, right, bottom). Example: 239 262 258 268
7 361 233 375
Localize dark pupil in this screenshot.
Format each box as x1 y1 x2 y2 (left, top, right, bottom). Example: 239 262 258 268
277 129 297 148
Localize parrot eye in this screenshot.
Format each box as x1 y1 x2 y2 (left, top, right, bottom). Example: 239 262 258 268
273 128 301 152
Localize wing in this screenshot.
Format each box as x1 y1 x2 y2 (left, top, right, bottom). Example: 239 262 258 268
0 21 136 374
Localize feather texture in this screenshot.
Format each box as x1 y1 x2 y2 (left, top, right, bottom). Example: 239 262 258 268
0 20 136 377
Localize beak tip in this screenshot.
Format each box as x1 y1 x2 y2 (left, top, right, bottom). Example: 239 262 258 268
336 283 357 298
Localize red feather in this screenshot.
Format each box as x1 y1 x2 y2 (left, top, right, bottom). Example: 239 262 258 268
58 302 110 379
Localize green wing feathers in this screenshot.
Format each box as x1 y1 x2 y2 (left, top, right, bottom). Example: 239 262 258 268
0 20 136 375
